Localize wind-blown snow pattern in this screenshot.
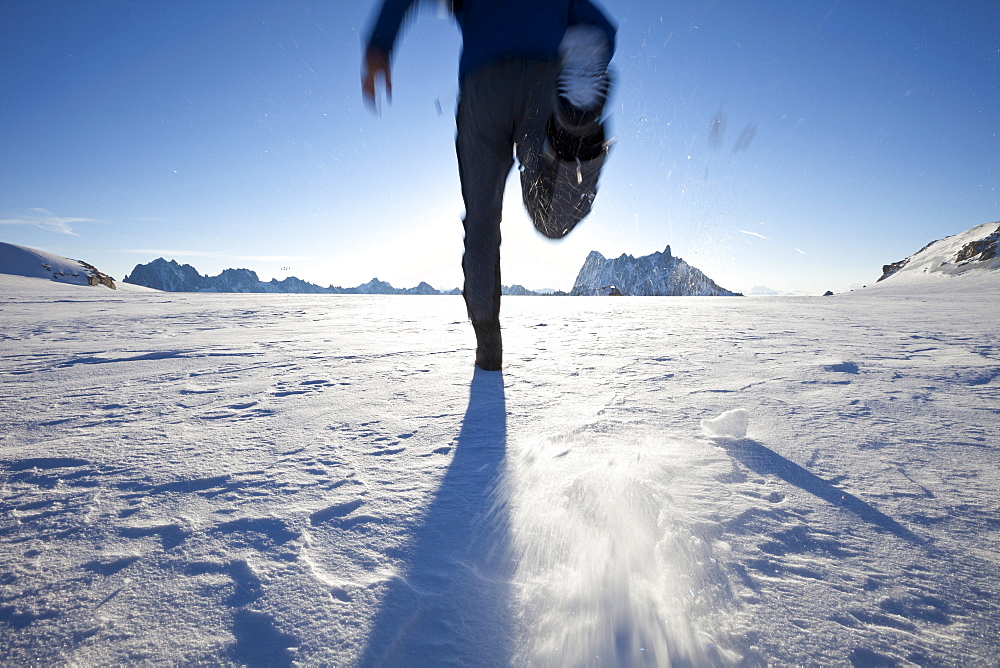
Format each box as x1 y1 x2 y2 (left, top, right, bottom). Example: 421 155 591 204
572 245 741 296
1 271 998 665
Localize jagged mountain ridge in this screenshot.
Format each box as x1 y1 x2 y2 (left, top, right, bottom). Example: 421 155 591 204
878 221 1000 283
123 258 453 294
571 246 741 296
123 257 542 296
126 247 741 297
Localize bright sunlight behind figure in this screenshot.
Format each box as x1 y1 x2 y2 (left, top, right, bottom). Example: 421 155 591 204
2 0 999 664
1 1 996 295
363 0 618 370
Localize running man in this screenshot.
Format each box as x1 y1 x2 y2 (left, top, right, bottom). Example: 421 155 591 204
362 0 616 370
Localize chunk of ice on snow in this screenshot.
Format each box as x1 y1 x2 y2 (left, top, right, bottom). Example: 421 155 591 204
701 408 749 439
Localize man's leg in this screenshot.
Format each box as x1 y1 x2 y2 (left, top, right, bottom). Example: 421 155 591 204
456 63 518 370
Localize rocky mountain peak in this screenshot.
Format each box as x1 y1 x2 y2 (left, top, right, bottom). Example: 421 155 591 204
571 245 739 296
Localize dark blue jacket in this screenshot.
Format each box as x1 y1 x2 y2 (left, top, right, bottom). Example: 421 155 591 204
366 0 616 79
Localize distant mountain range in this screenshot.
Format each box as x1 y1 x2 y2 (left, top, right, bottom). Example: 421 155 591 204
124 258 449 294
746 286 813 297
122 248 741 297
123 258 543 296
6 222 998 295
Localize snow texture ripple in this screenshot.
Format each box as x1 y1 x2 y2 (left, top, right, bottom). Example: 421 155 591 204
1 274 999 666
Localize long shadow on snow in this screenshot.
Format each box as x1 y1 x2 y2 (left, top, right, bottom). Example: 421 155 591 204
359 368 514 666
722 439 922 544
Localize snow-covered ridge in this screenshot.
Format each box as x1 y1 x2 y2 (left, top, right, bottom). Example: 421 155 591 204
0 242 116 288
878 221 1000 284
571 245 741 296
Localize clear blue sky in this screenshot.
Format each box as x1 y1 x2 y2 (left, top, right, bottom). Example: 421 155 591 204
2 0 997 294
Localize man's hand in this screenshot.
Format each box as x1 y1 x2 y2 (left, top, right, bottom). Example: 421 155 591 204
362 45 392 114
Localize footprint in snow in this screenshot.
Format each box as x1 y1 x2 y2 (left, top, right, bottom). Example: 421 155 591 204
180 385 221 395
228 609 298 667
210 517 300 549
271 379 334 397
417 445 452 457
823 361 860 374
198 403 274 421
82 555 140 576
6 457 91 471
118 523 189 550
366 447 406 457
310 499 364 526
186 559 264 607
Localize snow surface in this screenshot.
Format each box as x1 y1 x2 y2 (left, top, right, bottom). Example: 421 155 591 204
1 274 998 666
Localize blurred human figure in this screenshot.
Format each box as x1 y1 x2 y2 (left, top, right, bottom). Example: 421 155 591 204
362 0 616 371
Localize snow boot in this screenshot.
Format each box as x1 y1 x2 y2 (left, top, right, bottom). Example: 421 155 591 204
553 24 612 136
526 119 610 239
525 24 613 239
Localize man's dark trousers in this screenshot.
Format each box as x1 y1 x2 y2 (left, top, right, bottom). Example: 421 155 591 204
456 59 560 326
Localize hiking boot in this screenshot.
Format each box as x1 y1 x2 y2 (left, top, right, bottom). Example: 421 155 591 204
473 320 502 371
554 25 612 136
526 119 610 239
